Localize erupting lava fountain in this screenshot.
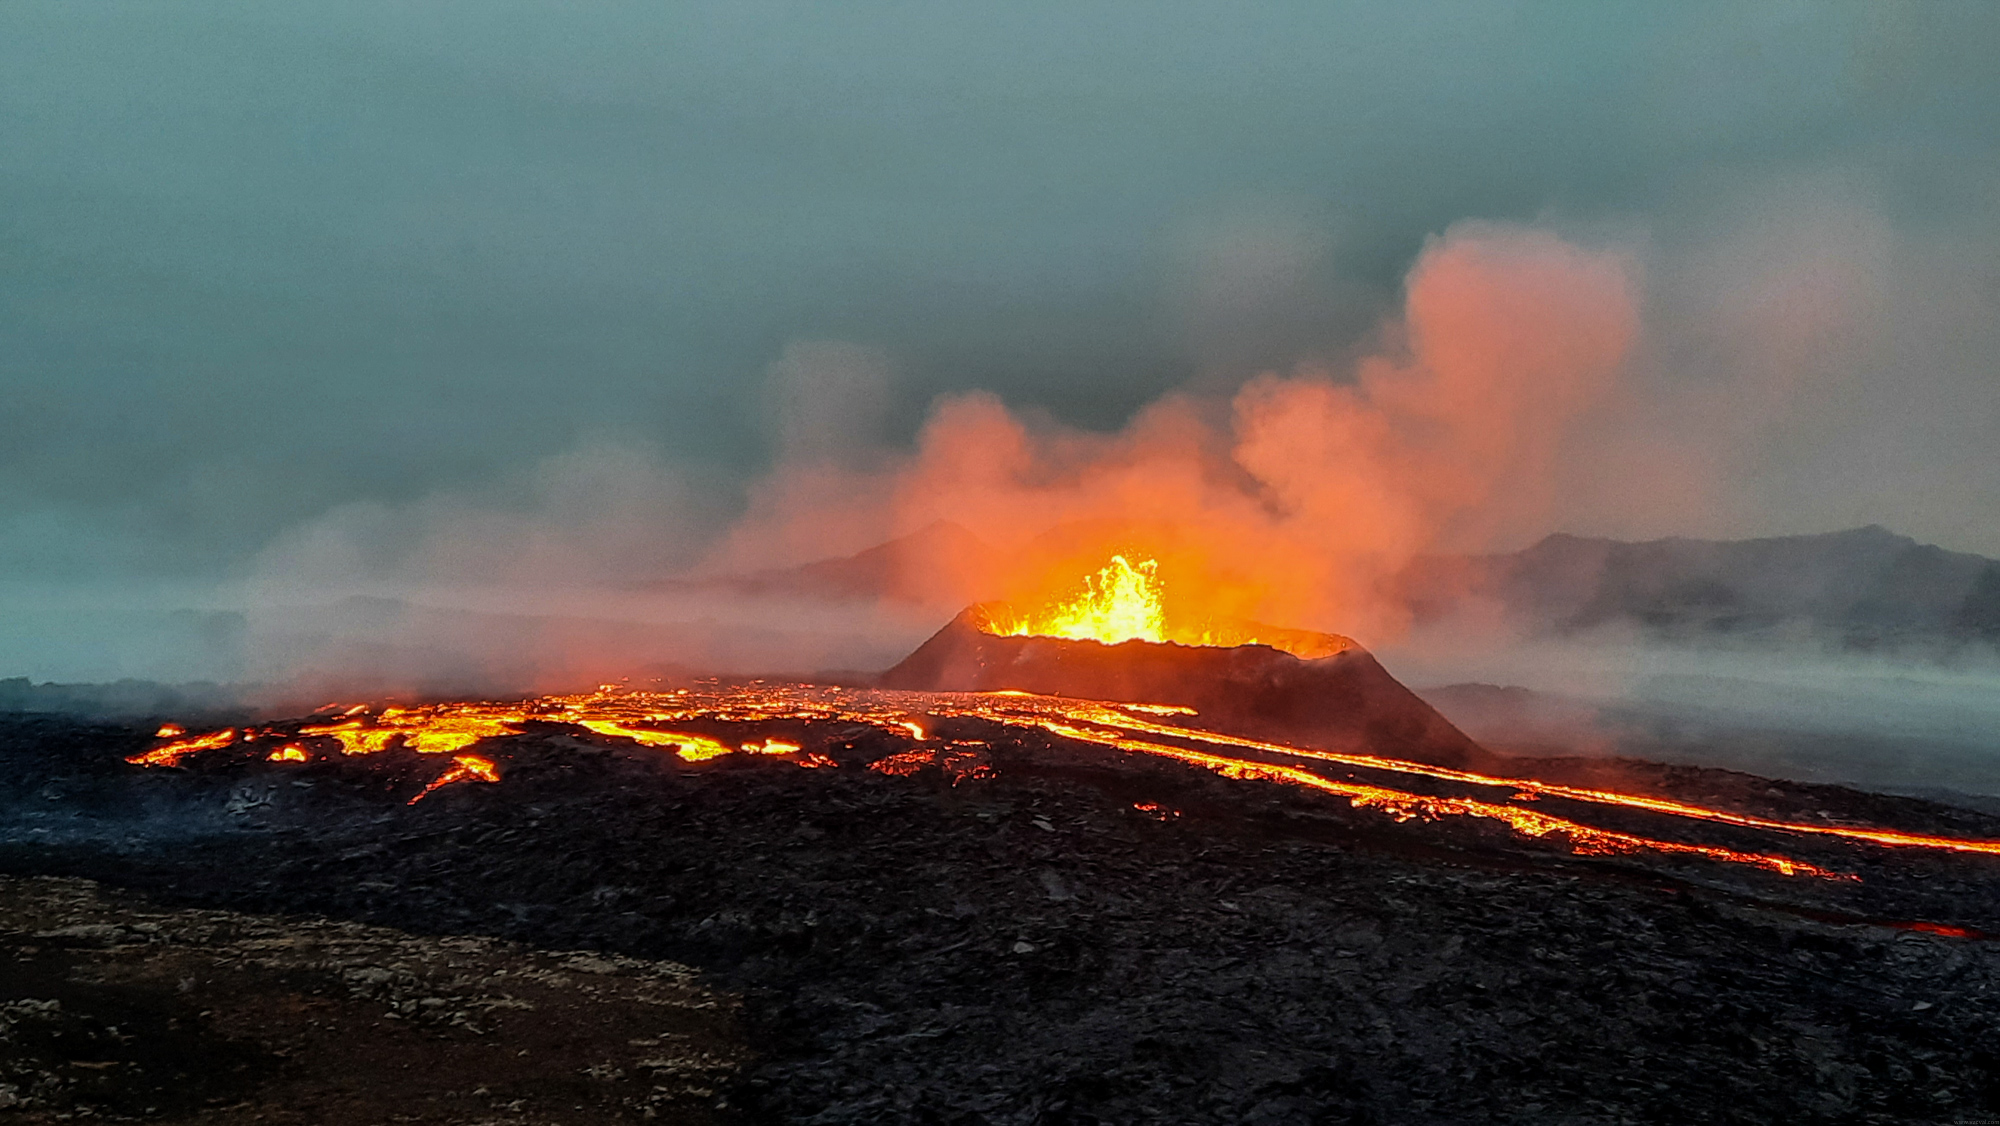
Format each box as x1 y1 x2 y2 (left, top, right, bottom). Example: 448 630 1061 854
881 555 1491 771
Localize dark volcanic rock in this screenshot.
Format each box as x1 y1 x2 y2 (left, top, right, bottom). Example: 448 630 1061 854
0 874 744 1125
12 712 2000 1126
881 606 1492 769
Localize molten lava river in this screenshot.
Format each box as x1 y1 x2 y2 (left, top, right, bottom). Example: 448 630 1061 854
134 681 2000 885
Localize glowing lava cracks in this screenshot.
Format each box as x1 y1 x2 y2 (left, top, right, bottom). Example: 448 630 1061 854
132 682 2000 881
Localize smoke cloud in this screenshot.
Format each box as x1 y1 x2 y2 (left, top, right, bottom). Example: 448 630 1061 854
721 222 1640 642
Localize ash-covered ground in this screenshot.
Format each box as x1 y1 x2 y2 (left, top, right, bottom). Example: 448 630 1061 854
8 708 2000 1124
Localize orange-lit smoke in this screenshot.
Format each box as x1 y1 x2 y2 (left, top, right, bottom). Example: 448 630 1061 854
717 222 1640 642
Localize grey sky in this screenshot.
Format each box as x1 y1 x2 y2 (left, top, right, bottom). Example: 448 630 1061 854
4 0 1998 605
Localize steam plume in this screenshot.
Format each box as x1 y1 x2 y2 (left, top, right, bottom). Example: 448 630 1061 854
719 222 1639 642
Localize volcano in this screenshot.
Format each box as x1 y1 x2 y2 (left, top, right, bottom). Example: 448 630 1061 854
881 603 1493 771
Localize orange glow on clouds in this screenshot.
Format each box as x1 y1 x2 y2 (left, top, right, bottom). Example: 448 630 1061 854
711 223 1641 645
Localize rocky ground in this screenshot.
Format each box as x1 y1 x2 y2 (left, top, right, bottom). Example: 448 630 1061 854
7 710 2000 1124
0 874 744 1125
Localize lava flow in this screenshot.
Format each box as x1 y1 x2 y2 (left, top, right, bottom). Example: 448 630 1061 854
123 555 2000 881
129 680 2000 881
406 753 500 804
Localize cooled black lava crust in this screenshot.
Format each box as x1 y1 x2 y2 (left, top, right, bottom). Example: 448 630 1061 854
8 711 2000 1125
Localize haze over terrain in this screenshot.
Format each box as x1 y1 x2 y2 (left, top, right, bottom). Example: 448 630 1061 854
5 0 2000 748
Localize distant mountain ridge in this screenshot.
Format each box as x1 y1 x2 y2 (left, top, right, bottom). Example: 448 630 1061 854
1399 525 2000 648
658 521 995 606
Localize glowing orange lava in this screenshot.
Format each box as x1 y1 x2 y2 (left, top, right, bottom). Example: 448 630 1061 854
131 727 237 767
978 556 1354 659
408 754 501 805
994 554 1167 645
299 708 529 756
128 683 2000 880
